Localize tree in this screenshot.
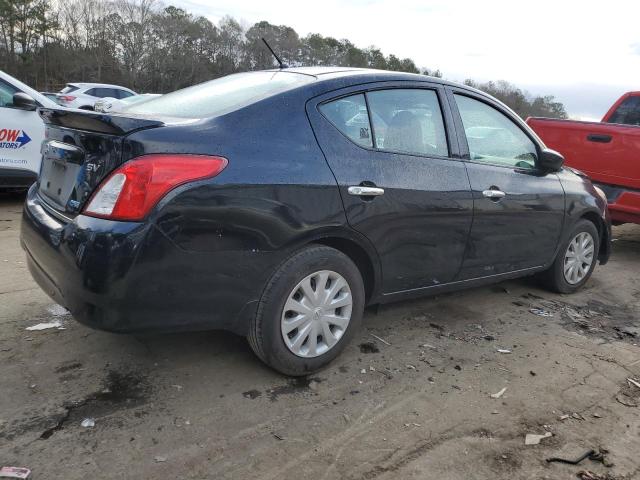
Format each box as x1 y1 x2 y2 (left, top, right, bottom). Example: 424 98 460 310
0 0 52 69
245 21 301 69
464 79 567 119
0 0 568 121
115 0 155 89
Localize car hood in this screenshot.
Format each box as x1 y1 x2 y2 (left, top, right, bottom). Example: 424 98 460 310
562 166 590 180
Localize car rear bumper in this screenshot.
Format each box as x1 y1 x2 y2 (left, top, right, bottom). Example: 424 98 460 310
20 186 259 335
0 167 37 189
595 182 640 225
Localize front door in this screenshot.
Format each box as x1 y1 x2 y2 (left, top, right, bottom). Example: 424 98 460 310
0 78 43 183
307 84 473 294
448 90 565 279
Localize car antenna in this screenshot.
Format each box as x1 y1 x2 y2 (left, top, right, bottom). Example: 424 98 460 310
262 37 288 69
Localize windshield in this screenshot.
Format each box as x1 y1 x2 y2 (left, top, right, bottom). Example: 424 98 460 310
124 71 314 118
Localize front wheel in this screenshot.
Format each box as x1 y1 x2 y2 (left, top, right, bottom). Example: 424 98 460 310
539 219 600 294
248 245 365 376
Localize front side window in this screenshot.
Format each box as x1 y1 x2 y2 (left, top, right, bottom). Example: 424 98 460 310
606 96 640 126
367 89 449 157
0 79 18 108
319 94 372 148
455 94 537 169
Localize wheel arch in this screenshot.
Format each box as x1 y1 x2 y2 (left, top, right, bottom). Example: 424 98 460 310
579 210 610 263
308 234 381 304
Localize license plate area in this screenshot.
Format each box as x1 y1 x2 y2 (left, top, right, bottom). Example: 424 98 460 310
38 141 84 211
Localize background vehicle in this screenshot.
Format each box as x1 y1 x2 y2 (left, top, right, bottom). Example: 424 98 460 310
21 68 611 375
527 91 640 225
0 70 59 190
56 82 136 110
40 92 61 104
94 93 161 113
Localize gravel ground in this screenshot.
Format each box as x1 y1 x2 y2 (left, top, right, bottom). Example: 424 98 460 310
1 193 639 480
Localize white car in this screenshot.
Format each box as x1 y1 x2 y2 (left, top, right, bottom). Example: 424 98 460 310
94 93 161 113
56 83 136 110
0 70 60 190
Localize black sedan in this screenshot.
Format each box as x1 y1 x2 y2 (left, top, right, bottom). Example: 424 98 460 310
21 67 611 375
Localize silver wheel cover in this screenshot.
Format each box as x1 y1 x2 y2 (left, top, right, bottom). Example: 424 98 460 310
563 231 595 285
281 270 353 358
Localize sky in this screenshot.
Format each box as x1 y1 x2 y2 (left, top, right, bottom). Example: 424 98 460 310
174 0 639 119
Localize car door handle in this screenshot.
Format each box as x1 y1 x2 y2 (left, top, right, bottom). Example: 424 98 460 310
587 134 612 143
348 186 385 196
482 189 506 200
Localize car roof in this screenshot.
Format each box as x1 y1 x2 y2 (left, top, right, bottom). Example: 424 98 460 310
262 66 488 96
266 66 447 84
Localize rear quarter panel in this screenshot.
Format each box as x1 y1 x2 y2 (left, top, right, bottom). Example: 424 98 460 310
122 88 377 333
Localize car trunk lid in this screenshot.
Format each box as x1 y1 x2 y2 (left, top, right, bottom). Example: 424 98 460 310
37 108 164 217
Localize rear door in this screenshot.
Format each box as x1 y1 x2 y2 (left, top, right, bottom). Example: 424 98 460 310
307 82 473 294
447 88 565 279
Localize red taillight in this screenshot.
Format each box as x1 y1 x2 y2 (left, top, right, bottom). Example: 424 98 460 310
83 154 228 221
58 95 76 102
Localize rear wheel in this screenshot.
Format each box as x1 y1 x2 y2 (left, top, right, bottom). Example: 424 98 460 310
248 245 365 376
539 219 600 293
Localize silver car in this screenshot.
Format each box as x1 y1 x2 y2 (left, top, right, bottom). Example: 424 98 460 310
94 93 161 113
56 83 136 110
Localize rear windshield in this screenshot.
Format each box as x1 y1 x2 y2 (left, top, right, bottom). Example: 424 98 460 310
124 71 314 118
606 95 640 126
61 85 79 94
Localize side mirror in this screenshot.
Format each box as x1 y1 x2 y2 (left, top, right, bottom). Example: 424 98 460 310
12 92 37 111
538 148 564 172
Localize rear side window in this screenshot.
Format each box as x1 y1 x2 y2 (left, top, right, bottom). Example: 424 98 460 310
117 90 134 99
319 88 449 157
125 71 314 118
454 94 537 169
85 88 115 98
367 89 448 157
97 88 116 98
319 94 372 148
606 96 640 126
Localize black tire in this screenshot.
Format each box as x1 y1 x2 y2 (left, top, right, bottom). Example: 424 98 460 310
539 219 600 294
248 245 365 376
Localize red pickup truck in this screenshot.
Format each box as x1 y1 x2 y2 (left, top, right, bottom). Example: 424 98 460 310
527 91 640 225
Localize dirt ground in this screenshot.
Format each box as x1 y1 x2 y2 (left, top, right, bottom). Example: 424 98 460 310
1 193 639 480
